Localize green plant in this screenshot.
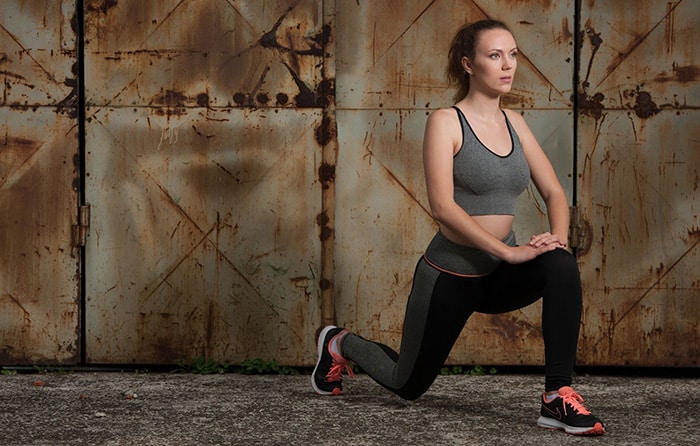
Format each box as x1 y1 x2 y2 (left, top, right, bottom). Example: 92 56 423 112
440 365 497 376
174 357 299 375
32 365 73 375
236 358 298 375
174 357 231 374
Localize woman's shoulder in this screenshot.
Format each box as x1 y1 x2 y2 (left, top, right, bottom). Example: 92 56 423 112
427 106 460 127
501 107 526 124
501 108 533 136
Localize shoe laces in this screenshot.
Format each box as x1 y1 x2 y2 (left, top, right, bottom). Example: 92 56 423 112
325 333 355 383
558 387 592 416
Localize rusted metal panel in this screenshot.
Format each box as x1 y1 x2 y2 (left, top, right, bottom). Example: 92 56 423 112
0 0 80 364
0 1 77 107
334 0 576 365
84 107 323 364
83 0 327 365
577 0 699 366
334 109 436 346
336 0 575 110
85 0 327 109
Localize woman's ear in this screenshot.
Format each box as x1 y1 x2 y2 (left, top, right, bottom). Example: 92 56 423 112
461 56 473 76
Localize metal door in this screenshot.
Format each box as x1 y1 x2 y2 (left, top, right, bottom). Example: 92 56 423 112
0 1 80 364
576 0 699 366
83 0 328 364
2 0 697 368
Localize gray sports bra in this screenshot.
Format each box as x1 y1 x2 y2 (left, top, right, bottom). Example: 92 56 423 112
423 107 529 276
452 106 530 216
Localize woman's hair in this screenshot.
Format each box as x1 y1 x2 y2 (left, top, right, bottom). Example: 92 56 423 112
447 19 511 102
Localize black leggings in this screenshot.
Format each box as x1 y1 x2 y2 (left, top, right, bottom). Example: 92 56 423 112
341 248 582 400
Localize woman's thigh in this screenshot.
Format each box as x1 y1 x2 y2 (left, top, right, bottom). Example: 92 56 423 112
476 248 577 314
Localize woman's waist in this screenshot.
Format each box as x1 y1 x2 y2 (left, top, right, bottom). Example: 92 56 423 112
424 229 516 276
439 215 514 248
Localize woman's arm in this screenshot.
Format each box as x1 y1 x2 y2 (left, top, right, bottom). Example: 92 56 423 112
504 109 570 248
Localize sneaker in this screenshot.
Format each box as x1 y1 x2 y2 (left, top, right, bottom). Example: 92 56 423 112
537 386 605 435
311 326 354 396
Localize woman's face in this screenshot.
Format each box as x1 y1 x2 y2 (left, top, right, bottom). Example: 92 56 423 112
463 28 518 96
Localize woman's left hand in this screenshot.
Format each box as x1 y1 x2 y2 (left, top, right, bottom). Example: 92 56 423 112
528 232 567 249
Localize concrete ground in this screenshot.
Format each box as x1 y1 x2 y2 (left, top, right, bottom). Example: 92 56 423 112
0 369 697 445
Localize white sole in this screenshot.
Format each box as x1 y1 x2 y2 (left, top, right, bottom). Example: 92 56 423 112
310 325 338 395
537 416 605 435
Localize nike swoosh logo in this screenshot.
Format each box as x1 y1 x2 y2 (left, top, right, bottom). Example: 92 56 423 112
543 405 563 420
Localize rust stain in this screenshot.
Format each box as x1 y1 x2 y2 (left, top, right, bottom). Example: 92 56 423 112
57 64 79 118
276 93 289 105
0 136 44 190
318 162 335 189
196 93 209 107
315 116 335 147
232 92 249 107
595 1 682 89
655 64 700 84
664 0 675 54
85 0 118 14
373 0 437 65
595 236 700 353
632 90 660 119
2 293 30 322
137 0 188 48
151 89 187 116
578 91 605 120
581 21 603 89
316 210 332 242
316 78 335 108
560 16 573 42
675 65 700 82
283 61 315 107
0 23 57 84
501 93 535 109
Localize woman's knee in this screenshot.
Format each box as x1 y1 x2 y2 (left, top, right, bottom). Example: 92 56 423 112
539 248 579 276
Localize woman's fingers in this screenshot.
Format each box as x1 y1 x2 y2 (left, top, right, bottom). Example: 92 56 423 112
528 232 564 248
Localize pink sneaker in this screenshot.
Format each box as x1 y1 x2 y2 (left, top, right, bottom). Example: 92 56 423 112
537 386 605 435
311 326 354 395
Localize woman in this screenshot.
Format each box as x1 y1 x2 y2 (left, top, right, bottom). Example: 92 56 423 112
311 19 605 436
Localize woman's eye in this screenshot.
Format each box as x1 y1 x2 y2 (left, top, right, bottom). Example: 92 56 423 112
490 53 500 59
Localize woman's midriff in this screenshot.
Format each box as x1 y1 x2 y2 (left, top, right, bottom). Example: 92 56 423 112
439 214 515 248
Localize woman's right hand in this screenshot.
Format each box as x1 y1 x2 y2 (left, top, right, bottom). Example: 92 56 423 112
504 242 559 264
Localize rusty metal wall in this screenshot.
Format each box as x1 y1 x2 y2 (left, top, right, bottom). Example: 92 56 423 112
0 1 80 364
2 0 697 368
83 0 330 365
576 0 699 366
334 0 577 365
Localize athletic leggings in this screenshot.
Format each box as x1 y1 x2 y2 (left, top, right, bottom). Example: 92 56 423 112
340 248 582 400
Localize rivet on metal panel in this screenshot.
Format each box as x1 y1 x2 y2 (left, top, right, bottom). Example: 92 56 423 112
632 90 660 119
316 211 331 242
318 162 335 189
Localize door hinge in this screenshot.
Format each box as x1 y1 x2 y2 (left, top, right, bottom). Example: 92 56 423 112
569 206 592 255
72 204 90 248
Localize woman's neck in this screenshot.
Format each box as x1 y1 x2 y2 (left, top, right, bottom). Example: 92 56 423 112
459 91 503 121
